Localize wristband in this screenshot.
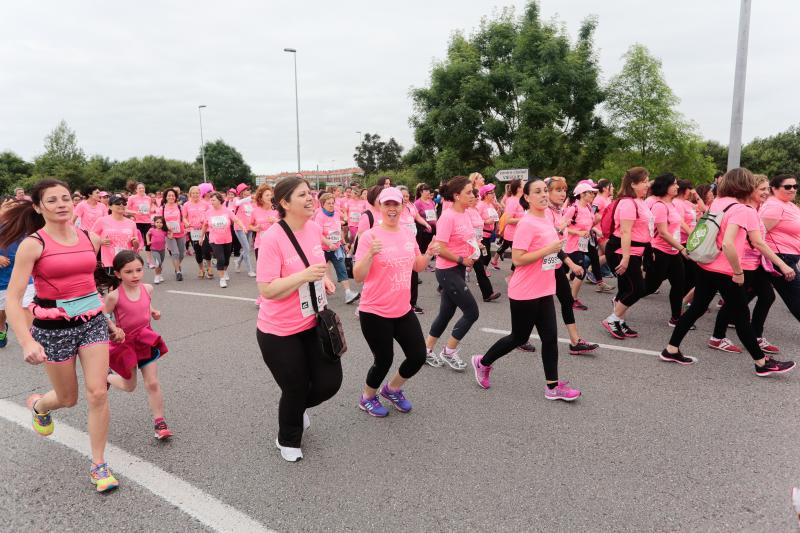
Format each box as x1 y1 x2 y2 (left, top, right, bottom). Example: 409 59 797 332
733 271 743 276
456 256 464 265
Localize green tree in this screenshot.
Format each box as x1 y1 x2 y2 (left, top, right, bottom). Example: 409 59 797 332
196 140 253 191
354 133 404 174
377 137 404 171
701 140 728 173
0 151 33 194
409 2 608 183
106 156 201 192
741 124 800 176
33 120 88 192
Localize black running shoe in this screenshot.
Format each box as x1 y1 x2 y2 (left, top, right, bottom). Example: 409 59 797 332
755 357 796 377
659 349 697 365
412 306 424 315
601 319 625 340
619 322 638 338
517 342 536 352
569 339 599 355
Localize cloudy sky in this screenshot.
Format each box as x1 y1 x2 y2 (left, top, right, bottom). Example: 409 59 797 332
1 1 798 175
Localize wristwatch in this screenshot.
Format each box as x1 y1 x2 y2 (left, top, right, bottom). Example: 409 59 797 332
456 256 464 265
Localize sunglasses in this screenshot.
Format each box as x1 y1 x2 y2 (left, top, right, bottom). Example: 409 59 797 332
781 184 798 190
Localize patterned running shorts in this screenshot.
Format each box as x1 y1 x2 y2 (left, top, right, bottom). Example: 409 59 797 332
31 313 109 364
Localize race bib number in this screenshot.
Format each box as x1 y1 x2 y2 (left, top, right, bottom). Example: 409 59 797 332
210 216 227 229
349 211 361 223
467 238 481 260
673 228 681 249
190 229 202 241
167 220 180 233
425 209 436 222
542 253 561 271
328 230 341 244
647 215 655 238
578 236 589 253
138 203 150 214
406 223 418 236
487 208 499 221
244 205 253 216
298 280 327 318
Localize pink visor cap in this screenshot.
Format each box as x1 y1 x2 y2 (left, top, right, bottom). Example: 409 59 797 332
198 183 215 197
378 187 403 205
479 184 496 198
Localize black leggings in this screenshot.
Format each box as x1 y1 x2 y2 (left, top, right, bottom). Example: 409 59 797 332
480 296 559 381
643 249 685 319
136 223 152 251
211 242 233 270
429 266 479 340
606 251 645 307
714 267 775 338
230 225 241 257
359 310 426 389
587 241 603 281
495 239 512 260
554 264 576 325
416 229 434 257
190 236 212 264
771 253 800 323
257 327 343 447
472 257 494 299
669 268 763 361
410 270 419 306
567 251 587 280
682 254 697 296
481 236 494 266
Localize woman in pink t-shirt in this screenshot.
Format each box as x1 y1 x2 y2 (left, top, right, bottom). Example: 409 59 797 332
424 176 481 372
601 167 653 341
73 186 109 232
761 173 800 323
467 188 500 302
315 193 360 305
1 178 120 491
662 168 796 374
399 186 431 314
640 174 689 325
160 188 187 281
249 184 279 259
256 176 342 462
674 179 700 302
91 195 142 270
353 187 437 417
471 179 581 401
201 192 240 288
490 178 524 269
476 184 501 266
347 188 369 241
184 186 212 279
563 182 599 311
126 182 155 268
413 184 437 268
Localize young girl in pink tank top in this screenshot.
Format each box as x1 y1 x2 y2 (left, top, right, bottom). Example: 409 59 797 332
104 250 172 440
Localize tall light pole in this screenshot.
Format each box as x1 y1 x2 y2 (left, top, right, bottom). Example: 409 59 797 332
355 131 362 167
198 105 208 183
284 48 301 172
727 0 751 170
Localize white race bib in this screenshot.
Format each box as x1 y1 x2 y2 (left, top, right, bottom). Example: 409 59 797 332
577 236 589 253
298 280 327 318
210 216 227 229
406 223 418 236
349 211 361 224
542 253 561 271
467 238 481 260
166 220 180 233
487 208 499 221
647 216 655 238
425 209 436 222
138 203 150 214
190 229 202 241
328 230 341 244
244 205 253 216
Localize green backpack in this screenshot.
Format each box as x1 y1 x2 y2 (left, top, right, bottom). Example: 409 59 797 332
685 204 737 264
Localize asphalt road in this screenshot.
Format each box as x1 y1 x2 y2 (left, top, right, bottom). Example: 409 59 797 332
1 256 799 532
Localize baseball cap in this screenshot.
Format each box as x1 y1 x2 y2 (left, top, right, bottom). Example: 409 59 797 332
573 182 598 196
479 184 496 198
235 183 250 195
378 187 403 205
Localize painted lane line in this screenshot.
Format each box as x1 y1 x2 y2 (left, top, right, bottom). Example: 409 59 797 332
0 399 274 533
480 327 662 356
167 290 257 303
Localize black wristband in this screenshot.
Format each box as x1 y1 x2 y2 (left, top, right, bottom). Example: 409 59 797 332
456 256 464 265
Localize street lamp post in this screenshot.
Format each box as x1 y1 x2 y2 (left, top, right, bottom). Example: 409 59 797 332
727 0 752 170
284 48 301 173
355 131 362 167
198 105 208 183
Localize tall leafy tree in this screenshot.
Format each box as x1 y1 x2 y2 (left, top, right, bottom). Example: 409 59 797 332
742 124 800 176
409 1 608 182
0 151 33 194
354 133 404 174
195 140 253 191
33 120 89 191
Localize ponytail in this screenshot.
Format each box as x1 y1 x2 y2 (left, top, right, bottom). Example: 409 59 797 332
0 178 68 248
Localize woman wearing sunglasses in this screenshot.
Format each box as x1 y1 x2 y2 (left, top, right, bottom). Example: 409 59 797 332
761 174 800 322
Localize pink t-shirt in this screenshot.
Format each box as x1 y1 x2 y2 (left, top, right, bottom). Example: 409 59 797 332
74 200 107 232
502 196 524 241
257 221 326 336
508 212 558 301
562 203 594 253
414 199 437 228
741 218 766 271
701 197 760 276
648 198 682 255
675 198 698 243
184 200 210 230
592 195 611 238
92 215 141 267
357 208 381 236
347 199 368 227
314 210 344 251
127 194 153 224
613 198 652 256
355 225 420 318
250 206 279 249
466 207 485 242
161 204 186 237
546 206 565 237
147 228 167 251
205 207 236 244
435 208 478 269
401 203 419 236
759 196 800 255
477 200 500 232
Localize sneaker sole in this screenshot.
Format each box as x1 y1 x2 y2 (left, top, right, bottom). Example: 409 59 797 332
755 364 796 377
707 344 742 354
658 353 698 365
471 357 490 390
545 393 581 402
358 404 389 417
91 478 120 492
569 348 598 355
623 332 639 338
379 393 412 413
155 432 173 440
274 439 303 462
440 357 467 371
425 357 443 368
601 321 625 340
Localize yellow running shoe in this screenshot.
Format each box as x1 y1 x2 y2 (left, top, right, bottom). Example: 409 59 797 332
90 463 119 493
26 394 54 437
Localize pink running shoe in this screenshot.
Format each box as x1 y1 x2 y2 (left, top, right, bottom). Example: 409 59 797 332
471 355 492 389
544 381 581 402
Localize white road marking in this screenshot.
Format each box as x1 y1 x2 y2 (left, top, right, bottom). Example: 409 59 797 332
0 399 274 533
167 290 257 303
480 327 662 356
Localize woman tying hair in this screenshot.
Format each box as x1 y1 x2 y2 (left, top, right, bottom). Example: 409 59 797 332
660 168 795 375
1 179 119 492
601 167 653 340
471 179 581 401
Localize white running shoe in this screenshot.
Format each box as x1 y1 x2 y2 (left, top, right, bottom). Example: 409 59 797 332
234 256 243 272
275 438 303 462
248 271 257 278
220 278 227 288
425 349 443 368
303 411 310 431
345 290 360 304
439 347 467 371
223 271 230 281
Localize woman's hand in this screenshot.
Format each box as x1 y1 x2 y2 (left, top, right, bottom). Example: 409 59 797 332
22 340 47 365
615 257 630 275
324 277 336 294
369 238 383 257
780 263 797 281
301 264 328 283
570 263 584 278
151 309 161 321
426 241 441 257
544 240 563 256
101 237 111 246
0 255 9 268
732 272 745 286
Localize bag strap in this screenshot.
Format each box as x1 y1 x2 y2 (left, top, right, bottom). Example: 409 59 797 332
366 210 374 228
278 220 320 314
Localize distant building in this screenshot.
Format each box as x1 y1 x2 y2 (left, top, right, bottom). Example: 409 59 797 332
255 167 365 188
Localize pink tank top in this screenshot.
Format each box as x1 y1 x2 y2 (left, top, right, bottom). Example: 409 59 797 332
32 228 98 300
113 285 151 334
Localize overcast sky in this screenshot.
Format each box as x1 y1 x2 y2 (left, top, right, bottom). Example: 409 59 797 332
1 1 798 175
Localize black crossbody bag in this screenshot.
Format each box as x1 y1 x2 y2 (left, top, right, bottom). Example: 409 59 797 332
279 220 347 360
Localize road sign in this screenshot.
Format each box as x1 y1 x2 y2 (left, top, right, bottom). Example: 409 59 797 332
495 168 529 182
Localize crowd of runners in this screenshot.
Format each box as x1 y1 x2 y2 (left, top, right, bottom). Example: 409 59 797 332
1 166 798 482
